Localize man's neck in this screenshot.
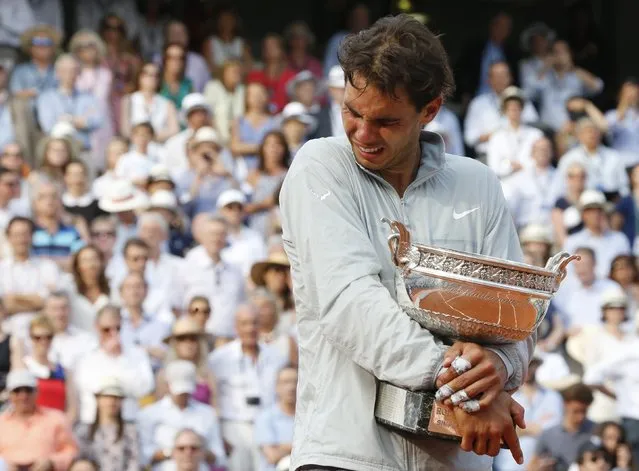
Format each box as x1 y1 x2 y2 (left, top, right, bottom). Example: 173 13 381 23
509 119 521 130
13 251 29 262
148 247 160 262
14 407 36 419
32 59 50 70
241 343 258 360
563 419 583 434
68 187 86 198
587 226 604 237
228 223 241 235
59 84 74 95
172 396 189 410
584 144 599 154
380 146 421 197
279 400 296 416
581 276 596 288
36 216 59 233
206 250 221 264
127 306 144 321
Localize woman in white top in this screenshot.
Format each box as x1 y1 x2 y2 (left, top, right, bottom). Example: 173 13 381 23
119 62 179 143
203 59 245 145
202 8 252 75
70 245 111 332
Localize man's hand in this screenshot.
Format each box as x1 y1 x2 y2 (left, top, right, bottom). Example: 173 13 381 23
452 391 525 463
31 459 53 471
435 342 508 411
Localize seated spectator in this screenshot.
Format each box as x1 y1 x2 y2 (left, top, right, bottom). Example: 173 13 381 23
9 25 59 100
312 65 347 139
0 143 32 212
0 369 78 470
423 105 464 156
251 252 294 315
230 82 279 176
109 237 149 295
162 93 213 174
563 190 631 280
183 296 212 333
180 215 245 339
70 245 111 331
555 97 609 158
156 317 216 407
494 356 563 471
92 137 128 199
0 167 28 231
596 422 626 465
252 289 294 361
31 180 85 269
74 305 154 424
30 135 77 190
138 360 226 470
245 131 290 237
74 376 140 471
528 40 604 132
147 165 176 195
147 189 192 257
44 291 97 372
247 35 297 113
37 54 103 153
120 62 179 143
63 161 105 225
0 216 62 337
203 60 246 146
286 70 321 114
171 429 207 471
529 383 596 470
209 304 288 471
551 119 629 202
614 442 634 471
285 21 322 77
608 255 639 317
160 43 193 110
486 86 543 185
202 8 252 75
463 61 538 158
605 79 639 169
552 162 587 246
159 21 210 93
217 189 268 278
519 22 555 98
279 102 316 157
118 272 171 369
89 216 119 274
255 365 297 471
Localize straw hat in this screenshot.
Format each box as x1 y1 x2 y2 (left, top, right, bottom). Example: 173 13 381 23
250 252 291 286
20 24 63 55
94 376 125 397
163 316 211 344
98 179 150 213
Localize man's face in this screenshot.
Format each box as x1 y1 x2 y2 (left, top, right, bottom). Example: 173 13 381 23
342 74 432 174
31 41 55 63
131 126 153 150
10 386 36 414
7 220 32 255
97 312 121 348
579 125 601 149
490 14 512 43
173 431 203 471
553 41 572 68
187 109 210 130
56 59 79 87
35 184 61 218
503 99 523 123
0 143 25 171
120 274 147 307
0 170 20 201
124 245 149 273
295 80 316 107
488 63 512 94
236 309 259 347
138 221 165 251
220 203 244 227
564 399 589 429
45 296 70 332
201 221 227 256
276 367 298 405
531 138 553 168
91 220 117 254
574 252 595 284
581 207 603 230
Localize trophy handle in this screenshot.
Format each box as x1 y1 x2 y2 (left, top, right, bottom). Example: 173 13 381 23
545 252 581 285
381 218 413 268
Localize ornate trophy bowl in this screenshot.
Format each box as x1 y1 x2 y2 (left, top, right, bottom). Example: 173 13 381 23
374 219 579 441
383 218 579 344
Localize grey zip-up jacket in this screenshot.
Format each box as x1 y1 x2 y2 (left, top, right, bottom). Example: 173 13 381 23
280 132 534 471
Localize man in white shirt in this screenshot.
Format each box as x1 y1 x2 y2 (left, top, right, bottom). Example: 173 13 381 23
553 247 621 333
563 190 631 279
44 291 97 371
217 189 267 278
74 305 154 423
424 105 464 156
0 217 61 338
209 304 288 471
0 167 28 231
180 215 245 338
505 136 556 229
137 360 227 471
464 61 539 157
551 118 629 202
487 86 543 185
171 429 207 471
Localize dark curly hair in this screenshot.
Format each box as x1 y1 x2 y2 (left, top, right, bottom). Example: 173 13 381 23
337 14 455 110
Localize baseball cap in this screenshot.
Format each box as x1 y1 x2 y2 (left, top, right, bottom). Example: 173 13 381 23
600 287 628 309
519 224 552 245
166 360 197 396
327 65 345 89
192 126 221 148
217 189 247 209
6 370 37 392
578 190 606 210
181 93 211 116
281 102 316 129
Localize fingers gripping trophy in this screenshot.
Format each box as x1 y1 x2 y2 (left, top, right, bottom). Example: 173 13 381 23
374 219 578 460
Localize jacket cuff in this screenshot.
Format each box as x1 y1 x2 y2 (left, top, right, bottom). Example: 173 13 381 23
486 345 523 390
422 344 450 390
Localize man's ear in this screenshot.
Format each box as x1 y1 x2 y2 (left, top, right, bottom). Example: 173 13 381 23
419 96 443 127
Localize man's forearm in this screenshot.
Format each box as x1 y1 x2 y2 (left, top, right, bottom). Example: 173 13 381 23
4 294 45 314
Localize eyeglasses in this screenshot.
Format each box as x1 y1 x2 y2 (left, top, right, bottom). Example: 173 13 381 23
189 307 211 315
2 152 22 158
127 255 148 262
175 334 199 343
166 53 185 61
567 173 586 179
100 325 121 334
104 24 123 33
175 445 201 452
1 180 19 187
91 231 116 238
11 387 34 394
31 334 53 342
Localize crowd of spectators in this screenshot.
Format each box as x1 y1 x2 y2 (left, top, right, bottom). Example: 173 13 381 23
0 1 637 471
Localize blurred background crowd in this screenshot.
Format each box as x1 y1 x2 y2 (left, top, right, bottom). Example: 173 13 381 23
0 1 637 471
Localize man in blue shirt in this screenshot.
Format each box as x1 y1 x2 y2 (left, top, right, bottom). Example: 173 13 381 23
36 54 102 151
255 365 297 471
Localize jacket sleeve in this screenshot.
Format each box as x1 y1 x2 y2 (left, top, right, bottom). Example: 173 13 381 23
480 167 535 391
280 143 448 391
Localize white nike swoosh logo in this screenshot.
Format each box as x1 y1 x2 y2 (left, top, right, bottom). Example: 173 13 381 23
320 191 331 200
453 207 480 220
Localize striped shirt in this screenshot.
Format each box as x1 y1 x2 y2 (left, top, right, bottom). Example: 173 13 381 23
32 224 84 258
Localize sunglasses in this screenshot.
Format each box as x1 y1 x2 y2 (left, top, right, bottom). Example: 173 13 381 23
31 334 53 342
128 255 148 262
76 42 97 49
175 334 199 342
91 231 116 238
189 307 211 315
100 325 121 334
12 387 35 394
176 445 200 452
104 24 124 32
2 152 22 158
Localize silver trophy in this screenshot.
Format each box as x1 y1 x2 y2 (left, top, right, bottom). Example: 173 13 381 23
374 219 578 440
